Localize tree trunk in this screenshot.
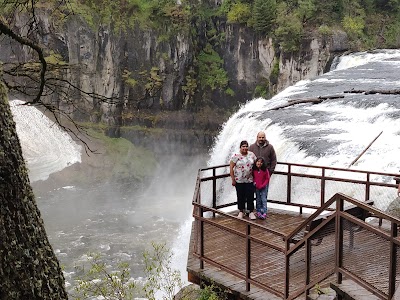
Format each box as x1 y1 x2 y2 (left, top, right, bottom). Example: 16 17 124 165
0 81 68 299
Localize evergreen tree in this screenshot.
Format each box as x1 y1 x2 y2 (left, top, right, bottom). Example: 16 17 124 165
253 0 277 35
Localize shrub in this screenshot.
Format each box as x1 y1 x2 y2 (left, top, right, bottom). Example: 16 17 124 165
227 2 252 24
72 243 224 300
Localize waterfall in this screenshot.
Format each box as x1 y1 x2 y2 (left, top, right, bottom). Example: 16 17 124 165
10 100 82 182
207 49 400 210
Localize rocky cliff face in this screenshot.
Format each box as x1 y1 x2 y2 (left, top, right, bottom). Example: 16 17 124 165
1 8 349 155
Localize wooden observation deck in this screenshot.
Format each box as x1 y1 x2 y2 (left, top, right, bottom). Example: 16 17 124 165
187 162 400 300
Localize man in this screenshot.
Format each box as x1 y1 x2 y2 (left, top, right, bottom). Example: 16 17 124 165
249 131 277 176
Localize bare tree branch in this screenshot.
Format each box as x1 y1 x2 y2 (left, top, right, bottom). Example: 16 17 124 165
0 19 46 103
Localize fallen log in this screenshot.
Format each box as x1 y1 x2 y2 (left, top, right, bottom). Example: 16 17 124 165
270 98 322 110
287 94 344 103
271 94 344 110
344 89 400 95
347 131 383 168
366 89 400 95
344 90 365 94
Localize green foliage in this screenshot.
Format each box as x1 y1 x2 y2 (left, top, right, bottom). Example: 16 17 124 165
62 0 189 33
44 51 66 65
341 0 366 19
270 60 279 85
225 87 235 96
122 70 138 88
253 0 277 34
313 283 329 295
142 242 183 300
217 0 234 16
143 67 163 96
254 83 269 98
182 68 198 108
197 44 228 91
313 1 342 24
318 24 332 36
72 243 188 300
296 0 316 24
383 20 400 47
227 2 252 24
73 253 137 300
198 282 227 300
342 15 365 39
275 3 303 52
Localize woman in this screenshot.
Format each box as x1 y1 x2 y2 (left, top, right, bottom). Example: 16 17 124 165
230 140 257 219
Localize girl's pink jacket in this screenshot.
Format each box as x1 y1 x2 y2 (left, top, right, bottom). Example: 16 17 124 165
252 169 270 190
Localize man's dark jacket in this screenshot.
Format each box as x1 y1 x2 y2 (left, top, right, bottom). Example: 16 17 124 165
249 140 277 175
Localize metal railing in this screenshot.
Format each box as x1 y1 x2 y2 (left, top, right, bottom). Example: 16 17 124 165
191 162 400 299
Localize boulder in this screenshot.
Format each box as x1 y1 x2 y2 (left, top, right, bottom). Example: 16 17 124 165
386 196 400 219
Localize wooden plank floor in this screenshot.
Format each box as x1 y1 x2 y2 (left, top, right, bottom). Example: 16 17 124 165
187 208 311 299
187 208 400 300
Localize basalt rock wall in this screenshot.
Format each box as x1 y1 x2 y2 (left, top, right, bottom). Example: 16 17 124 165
1 8 349 155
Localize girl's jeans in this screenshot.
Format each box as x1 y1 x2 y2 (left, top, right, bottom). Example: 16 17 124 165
255 185 268 214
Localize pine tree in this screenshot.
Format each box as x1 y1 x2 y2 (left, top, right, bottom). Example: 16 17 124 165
253 0 277 35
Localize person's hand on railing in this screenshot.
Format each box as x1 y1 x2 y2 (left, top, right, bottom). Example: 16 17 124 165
397 183 400 197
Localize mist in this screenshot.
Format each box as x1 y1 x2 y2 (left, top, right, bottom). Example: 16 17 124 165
10 99 208 293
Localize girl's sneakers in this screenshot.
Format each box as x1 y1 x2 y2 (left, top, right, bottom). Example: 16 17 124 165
257 212 267 220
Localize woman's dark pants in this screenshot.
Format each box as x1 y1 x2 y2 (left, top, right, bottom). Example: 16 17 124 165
235 182 254 211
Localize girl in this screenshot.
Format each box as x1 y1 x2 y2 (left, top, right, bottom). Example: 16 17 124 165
252 157 270 219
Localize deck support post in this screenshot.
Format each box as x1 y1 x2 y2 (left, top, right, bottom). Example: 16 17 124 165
246 224 251 292
335 197 344 284
200 207 204 270
305 240 311 296
388 222 398 298
284 242 290 299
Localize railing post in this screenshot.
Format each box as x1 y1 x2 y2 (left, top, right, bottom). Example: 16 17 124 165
321 168 326 206
388 222 398 298
365 172 370 202
287 164 292 205
212 168 216 217
246 223 251 291
335 197 344 284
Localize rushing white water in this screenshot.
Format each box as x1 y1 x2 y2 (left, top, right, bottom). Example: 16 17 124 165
10 100 82 182
208 49 400 211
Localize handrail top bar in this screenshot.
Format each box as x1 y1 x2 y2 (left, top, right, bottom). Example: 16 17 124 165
200 164 229 171
200 162 400 177
336 192 400 224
